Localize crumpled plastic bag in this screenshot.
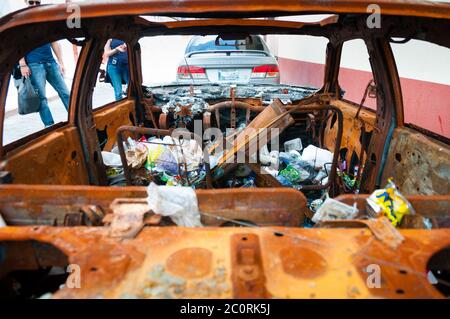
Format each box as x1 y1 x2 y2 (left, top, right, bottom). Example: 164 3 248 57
259 145 279 170
279 164 310 183
367 178 415 227
284 138 303 152
146 183 203 227
102 151 122 167
301 144 333 169
312 195 358 223
143 137 203 175
125 137 148 169
169 137 203 172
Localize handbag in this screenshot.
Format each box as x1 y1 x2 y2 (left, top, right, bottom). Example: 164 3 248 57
18 77 40 115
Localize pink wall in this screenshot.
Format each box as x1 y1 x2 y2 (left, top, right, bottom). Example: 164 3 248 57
278 57 450 138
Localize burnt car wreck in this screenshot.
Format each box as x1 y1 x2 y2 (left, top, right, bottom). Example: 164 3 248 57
0 0 449 299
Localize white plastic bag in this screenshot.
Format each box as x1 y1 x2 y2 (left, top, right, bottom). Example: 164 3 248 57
301 145 333 169
171 138 203 171
146 183 203 227
102 151 122 167
284 138 303 152
125 137 148 169
312 195 358 223
259 144 279 170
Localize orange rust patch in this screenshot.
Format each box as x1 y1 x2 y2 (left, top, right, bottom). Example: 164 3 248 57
166 248 213 279
280 247 328 279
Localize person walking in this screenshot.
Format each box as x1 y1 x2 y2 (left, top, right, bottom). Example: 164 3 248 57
19 0 70 127
104 39 129 101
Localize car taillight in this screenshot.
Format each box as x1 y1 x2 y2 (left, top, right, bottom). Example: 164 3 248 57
177 65 207 80
251 65 280 79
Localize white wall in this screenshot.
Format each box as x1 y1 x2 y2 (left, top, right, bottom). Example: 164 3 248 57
269 22 450 85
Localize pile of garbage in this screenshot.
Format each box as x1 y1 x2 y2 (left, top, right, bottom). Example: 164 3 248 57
102 136 206 187
145 84 317 107
310 178 421 229
259 139 333 189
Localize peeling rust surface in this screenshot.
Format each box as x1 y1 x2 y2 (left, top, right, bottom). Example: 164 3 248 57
0 226 448 298
325 99 376 167
166 248 213 279
4 127 89 185
279 246 328 279
230 233 270 299
94 100 137 152
381 127 450 195
0 185 307 227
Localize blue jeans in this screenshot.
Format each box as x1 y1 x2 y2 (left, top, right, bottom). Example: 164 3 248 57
28 61 70 127
107 63 129 101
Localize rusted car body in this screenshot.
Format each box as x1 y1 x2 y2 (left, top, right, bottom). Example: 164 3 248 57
0 0 449 299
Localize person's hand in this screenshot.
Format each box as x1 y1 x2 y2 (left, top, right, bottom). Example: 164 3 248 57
117 44 127 53
20 65 31 78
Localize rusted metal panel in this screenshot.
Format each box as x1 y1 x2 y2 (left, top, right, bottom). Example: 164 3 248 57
231 233 270 298
381 127 450 195
0 226 448 298
335 194 450 228
0 185 308 227
93 100 137 152
325 99 376 167
3 126 89 185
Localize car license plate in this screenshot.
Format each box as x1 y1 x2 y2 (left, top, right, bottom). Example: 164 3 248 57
218 69 239 81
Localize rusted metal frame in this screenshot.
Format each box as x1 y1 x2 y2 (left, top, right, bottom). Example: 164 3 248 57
75 20 141 185
142 24 328 39
0 185 307 227
0 73 10 158
405 123 450 145
0 22 85 156
207 101 264 131
287 105 343 191
363 36 400 190
3 0 450 33
230 86 237 129
321 41 342 96
230 233 270 298
73 35 108 186
161 17 338 29
214 108 221 130
383 37 405 128
208 101 265 113
116 125 213 188
116 126 171 185
353 117 367 191
125 38 143 123
318 217 405 249
325 18 397 192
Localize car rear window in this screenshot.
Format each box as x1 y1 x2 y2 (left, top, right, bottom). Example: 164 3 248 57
186 35 267 54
